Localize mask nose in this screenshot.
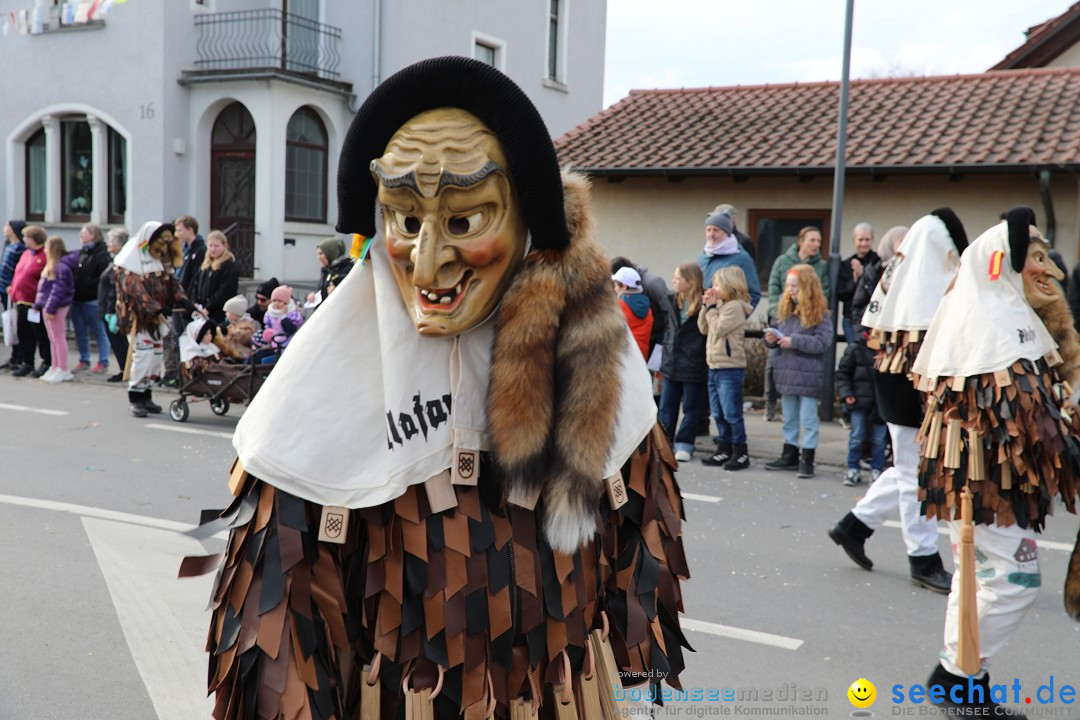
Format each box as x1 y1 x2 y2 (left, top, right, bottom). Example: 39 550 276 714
412 218 442 288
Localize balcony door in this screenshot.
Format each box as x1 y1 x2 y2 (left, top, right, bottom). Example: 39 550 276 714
284 0 320 75
211 102 256 277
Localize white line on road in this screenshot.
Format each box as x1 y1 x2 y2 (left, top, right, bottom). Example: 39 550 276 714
882 519 1075 552
682 492 722 503
680 617 803 650
146 422 234 440
0 493 198 533
0 401 69 416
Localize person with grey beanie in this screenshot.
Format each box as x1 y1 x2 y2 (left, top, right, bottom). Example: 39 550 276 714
697 211 760 308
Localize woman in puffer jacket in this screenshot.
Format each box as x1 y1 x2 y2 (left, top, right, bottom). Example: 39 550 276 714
34 237 79 383
763 264 833 478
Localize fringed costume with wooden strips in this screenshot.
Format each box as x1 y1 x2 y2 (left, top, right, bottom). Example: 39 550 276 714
195 427 689 719
915 358 1080 532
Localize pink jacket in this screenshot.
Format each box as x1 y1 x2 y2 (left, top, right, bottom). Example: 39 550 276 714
9 246 46 304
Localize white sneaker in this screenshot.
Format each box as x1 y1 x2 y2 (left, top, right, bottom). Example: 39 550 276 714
870 469 882 483
842 468 862 486
674 450 692 462
57 370 74 383
40 367 59 382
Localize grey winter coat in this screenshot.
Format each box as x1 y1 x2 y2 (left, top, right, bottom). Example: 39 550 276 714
764 310 833 397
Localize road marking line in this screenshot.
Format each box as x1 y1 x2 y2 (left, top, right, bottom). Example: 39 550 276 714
0 402 69 416
680 617 803 650
682 492 722 503
0 493 227 540
882 520 1074 552
82 517 215 719
146 422 233 440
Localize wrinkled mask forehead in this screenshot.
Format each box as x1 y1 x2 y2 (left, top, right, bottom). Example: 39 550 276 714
370 107 528 337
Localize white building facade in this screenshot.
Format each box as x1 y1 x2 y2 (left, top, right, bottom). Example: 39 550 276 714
0 0 606 282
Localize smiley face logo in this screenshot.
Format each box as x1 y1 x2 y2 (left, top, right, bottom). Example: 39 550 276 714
848 678 876 708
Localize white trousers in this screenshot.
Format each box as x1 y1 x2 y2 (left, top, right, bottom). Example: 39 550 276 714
128 331 163 391
940 520 1039 675
851 423 940 556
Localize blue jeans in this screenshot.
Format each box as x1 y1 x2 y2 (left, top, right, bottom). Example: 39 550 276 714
781 394 819 449
658 378 706 454
847 408 887 470
842 316 857 345
707 368 746 445
69 300 110 365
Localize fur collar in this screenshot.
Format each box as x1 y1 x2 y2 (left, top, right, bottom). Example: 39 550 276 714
1035 293 1080 387
487 171 626 553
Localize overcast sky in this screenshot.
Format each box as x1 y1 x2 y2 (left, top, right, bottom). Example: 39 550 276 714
603 0 1071 107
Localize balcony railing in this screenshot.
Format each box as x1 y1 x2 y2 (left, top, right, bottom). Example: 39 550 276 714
193 9 343 82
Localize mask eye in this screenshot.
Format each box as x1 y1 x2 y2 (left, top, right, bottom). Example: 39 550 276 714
447 212 483 237
394 211 421 235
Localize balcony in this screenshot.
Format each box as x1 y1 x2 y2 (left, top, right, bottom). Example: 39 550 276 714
181 9 351 93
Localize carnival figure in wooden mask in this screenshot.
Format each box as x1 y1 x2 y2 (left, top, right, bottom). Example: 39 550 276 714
187 56 690 720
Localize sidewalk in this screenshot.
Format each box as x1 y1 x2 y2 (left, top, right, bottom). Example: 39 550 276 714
693 405 854 471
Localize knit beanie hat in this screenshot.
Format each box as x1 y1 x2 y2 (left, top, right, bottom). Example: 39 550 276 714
257 277 280 297
318 237 346 263
8 220 25 242
706 211 734 235
223 295 248 317
271 285 293 304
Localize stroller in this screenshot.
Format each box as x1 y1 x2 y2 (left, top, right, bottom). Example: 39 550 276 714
168 316 275 422
169 356 273 422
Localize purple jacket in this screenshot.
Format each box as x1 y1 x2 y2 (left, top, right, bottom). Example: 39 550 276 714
764 310 833 397
34 251 79 315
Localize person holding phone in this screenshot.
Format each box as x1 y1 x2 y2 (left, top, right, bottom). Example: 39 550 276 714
763 265 832 477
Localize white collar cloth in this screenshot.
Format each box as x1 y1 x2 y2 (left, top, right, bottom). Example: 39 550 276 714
913 222 1056 378
861 214 959 332
233 229 656 509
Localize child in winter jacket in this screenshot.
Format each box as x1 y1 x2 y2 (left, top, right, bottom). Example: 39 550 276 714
763 264 833 478
254 285 304 363
612 266 653 359
34 237 78 382
836 337 888 486
698 266 754 470
657 262 708 463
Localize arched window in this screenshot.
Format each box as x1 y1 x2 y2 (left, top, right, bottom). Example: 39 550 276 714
285 107 327 222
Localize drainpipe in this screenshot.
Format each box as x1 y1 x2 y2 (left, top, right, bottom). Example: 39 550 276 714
372 0 381 89
1039 169 1056 247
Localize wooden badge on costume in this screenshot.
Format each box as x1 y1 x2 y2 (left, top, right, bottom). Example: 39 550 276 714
228 456 248 496
425 470 458 513
318 506 350 544
606 473 628 510
452 448 479 486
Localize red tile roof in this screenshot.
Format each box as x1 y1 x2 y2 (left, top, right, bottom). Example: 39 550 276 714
554 68 1080 175
990 2 1080 70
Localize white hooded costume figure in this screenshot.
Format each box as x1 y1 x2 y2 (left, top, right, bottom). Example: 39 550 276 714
911 207 1080 711
829 209 968 594
113 220 188 417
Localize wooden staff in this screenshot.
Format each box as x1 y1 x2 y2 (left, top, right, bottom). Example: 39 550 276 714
956 486 980 675
121 319 137 383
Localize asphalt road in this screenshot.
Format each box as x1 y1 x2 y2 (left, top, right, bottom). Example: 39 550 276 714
1 372 1079 719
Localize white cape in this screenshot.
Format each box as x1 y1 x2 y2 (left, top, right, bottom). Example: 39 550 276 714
913 221 1056 378
233 234 657 509
114 221 166 276
861 214 959 332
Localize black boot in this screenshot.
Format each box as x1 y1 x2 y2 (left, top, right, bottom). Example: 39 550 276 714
828 512 874 570
143 390 162 414
765 443 799 470
796 448 815 478
701 442 732 467
11 363 32 377
909 553 953 594
926 664 1023 715
129 390 148 418
724 443 750 471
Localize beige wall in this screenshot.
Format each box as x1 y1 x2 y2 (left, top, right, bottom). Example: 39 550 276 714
1046 42 1080 68
586 171 1079 299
